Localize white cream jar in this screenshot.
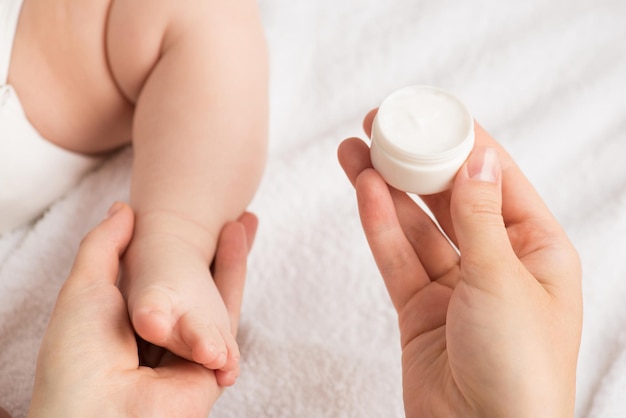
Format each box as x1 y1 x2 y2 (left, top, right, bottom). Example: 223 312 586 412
370 85 474 195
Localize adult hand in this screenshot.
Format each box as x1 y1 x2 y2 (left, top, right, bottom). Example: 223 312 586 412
338 111 582 418
27 202 257 418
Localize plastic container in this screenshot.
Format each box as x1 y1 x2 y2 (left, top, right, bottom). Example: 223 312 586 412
370 85 474 195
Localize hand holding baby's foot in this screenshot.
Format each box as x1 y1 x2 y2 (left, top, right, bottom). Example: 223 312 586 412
129 273 240 384
120 217 255 387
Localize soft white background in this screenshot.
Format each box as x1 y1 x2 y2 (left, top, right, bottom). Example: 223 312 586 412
2 0 626 416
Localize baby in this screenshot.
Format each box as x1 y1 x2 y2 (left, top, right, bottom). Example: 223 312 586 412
1 0 268 386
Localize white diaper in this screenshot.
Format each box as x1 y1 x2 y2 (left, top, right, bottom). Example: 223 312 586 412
1 0 101 234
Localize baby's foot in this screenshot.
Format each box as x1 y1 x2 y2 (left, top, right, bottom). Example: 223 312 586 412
124 256 239 386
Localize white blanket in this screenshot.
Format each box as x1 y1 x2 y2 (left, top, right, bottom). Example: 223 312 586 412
2 0 626 416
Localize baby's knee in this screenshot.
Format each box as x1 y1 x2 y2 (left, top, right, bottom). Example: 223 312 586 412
106 0 266 104
105 0 172 102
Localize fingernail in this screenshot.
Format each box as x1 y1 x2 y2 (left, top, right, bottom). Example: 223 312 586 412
105 202 124 219
468 147 499 183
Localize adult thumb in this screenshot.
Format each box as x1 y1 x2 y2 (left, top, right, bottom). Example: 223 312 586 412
450 147 515 285
65 202 134 290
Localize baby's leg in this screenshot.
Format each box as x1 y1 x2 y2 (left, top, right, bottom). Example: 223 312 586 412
106 0 267 385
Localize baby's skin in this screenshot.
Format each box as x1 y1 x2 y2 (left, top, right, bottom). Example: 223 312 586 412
9 0 268 385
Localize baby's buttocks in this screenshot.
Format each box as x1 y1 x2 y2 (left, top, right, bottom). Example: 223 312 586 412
7 0 135 154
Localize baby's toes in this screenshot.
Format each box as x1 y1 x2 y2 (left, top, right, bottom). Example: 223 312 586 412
214 333 241 386
215 366 240 387
180 314 228 368
131 287 174 346
219 331 241 373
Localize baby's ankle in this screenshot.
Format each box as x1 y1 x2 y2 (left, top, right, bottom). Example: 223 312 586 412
132 209 220 261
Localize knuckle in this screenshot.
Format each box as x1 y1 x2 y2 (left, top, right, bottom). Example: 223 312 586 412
456 189 503 225
467 198 501 217
377 248 413 278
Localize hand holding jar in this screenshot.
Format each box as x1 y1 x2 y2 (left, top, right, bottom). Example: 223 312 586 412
338 92 582 418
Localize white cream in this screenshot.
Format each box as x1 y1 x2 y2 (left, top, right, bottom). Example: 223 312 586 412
376 88 471 155
370 85 474 195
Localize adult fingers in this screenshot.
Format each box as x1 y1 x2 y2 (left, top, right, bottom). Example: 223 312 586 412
355 168 431 311
362 108 377 138
337 137 373 187
469 126 579 289
360 108 460 245
213 213 258 337
472 123 558 230
37 203 137 376
450 147 517 288
151 351 219 415
363 114 558 250
339 137 459 282
237 211 259 252
64 202 135 292
0 406 11 418
422 123 560 250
